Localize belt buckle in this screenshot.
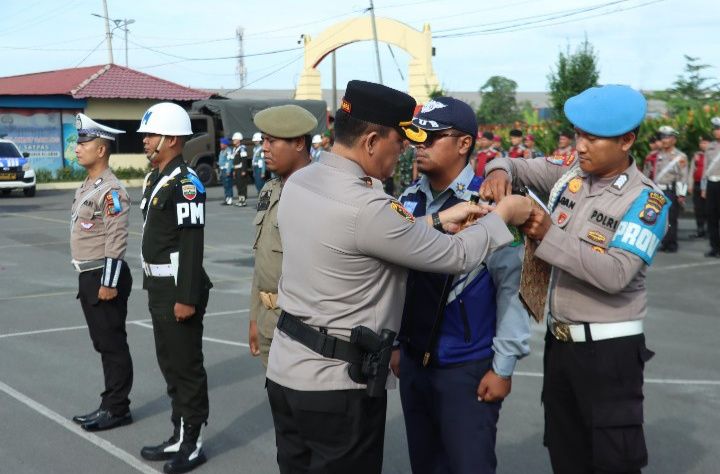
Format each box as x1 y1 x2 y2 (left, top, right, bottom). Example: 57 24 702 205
551 321 572 342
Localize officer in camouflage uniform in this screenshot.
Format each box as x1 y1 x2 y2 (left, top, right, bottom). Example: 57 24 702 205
136 103 213 474
248 104 317 367
70 114 133 432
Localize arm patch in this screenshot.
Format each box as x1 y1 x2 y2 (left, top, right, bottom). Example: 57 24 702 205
174 176 206 228
608 189 670 265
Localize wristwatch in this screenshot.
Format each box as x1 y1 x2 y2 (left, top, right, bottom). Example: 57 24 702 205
431 212 444 233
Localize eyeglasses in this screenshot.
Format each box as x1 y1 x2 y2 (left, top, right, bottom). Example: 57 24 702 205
418 131 466 147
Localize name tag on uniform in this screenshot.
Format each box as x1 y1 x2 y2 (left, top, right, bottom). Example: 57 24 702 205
257 190 271 211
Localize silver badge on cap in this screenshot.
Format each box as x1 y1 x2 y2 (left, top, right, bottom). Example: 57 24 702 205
75 115 82 129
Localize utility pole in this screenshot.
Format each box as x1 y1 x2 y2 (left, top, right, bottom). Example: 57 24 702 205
101 0 114 64
237 27 247 88
120 19 135 66
331 50 337 111
368 0 383 84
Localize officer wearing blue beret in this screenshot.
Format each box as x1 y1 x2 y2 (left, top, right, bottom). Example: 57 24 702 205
481 85 669 473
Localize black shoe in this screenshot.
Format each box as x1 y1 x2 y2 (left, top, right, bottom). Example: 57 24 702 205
163 423 206 474
142 421 182 461
705 250 720 258
81 409 132 432
72 408 102 425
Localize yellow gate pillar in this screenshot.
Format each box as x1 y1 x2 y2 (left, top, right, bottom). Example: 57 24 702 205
295 17 439 105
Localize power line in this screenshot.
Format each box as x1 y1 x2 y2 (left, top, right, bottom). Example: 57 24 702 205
129 39 302 64
74 38 107 68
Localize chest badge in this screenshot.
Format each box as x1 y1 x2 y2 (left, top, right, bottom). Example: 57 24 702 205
80 222 94 230
587 230 607 243
557 212 569 225
568 177 582 193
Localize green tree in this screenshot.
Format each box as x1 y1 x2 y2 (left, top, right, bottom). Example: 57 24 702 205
547 39 600 128
476 76 520 125
428 86 447 100
652 55 720 116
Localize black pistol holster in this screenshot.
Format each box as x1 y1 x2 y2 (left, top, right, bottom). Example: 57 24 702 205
276 312 396 397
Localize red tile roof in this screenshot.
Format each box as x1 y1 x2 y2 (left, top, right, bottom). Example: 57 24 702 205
0 64 212 101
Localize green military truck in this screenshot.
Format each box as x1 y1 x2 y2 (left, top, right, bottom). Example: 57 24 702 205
184 98 328 185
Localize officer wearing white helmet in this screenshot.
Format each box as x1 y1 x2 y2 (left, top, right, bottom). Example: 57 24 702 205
136 102 212 473
310 134 323 161
229 131 250 206
251 131 266 192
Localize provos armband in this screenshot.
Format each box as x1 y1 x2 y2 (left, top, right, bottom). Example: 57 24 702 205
609 189 670 264
175 174 206 228
101 257 123 288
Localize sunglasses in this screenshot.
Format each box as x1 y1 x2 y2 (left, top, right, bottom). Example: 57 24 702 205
418 131 467 147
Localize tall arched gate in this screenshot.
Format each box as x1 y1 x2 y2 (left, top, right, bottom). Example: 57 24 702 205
294 17 440 105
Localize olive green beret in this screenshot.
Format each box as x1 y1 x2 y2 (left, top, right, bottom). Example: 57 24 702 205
253 104 318 138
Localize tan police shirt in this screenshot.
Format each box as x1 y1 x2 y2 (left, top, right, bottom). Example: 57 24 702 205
485 156 669 324
267 152 514 391
250 178 283 339
70 167 130 262
651 148 689 195
702 141 720 191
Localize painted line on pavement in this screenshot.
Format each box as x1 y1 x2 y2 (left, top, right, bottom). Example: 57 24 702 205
0 290 77 301
0 380 161 474
0 309 248 339
131 321 250 348
513 371 720 386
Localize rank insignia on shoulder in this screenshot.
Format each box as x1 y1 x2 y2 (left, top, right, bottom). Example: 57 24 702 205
455 182 466 193
568 177 582 193
564 154 576 166
612 174 629 191
359 176 373 187
591 245 606 254
546 156 565 166
390 201 415 223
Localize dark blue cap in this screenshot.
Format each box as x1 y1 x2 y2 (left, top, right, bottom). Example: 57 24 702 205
412 97 478 137
220 137 230 145
564 85 646 137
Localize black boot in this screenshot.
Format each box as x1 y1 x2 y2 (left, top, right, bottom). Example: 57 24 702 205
163 422 207 474
141 419 182 461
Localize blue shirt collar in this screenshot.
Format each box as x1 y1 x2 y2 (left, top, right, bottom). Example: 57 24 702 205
416 164 476 213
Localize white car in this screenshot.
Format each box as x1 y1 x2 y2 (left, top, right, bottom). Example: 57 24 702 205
0 138 36 197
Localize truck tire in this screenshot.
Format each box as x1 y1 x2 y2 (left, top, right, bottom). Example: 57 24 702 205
194 162 216 187
23 186 36 197
1 189 11 196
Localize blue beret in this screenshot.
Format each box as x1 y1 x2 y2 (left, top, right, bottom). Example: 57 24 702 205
564 85 647 137
220 137 230 145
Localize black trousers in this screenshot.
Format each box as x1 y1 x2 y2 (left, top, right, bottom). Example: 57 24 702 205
542 331 654 474
146 276 209 425
234 170 250 199
692 181 706 231
707 181 720 252
662 188 679 250
77 263 133 415
266 379 386 474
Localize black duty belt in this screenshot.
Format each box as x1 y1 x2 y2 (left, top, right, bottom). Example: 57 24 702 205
277 311 362 364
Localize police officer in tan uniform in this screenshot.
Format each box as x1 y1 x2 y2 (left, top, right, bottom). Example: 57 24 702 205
644 125 688 252
248 105 317 366
70 114 133 432
702 117 720 257
265 80 532 474
482 85 669 474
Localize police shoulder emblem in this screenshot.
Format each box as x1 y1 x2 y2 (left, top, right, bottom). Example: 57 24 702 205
638 191 666 225
390 201 415 223
182 184 197 201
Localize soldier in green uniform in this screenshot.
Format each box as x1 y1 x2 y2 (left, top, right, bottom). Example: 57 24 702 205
248 105 317 367
136 102 213 474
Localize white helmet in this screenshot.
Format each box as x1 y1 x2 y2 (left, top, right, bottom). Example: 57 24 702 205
232 132 243 141
312 134 322 145
137 102 192 136
252 132 262 143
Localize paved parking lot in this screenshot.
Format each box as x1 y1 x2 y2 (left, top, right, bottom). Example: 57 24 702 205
1 185 719 473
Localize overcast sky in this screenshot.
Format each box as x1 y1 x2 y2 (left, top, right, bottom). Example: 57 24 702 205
1 0 717 94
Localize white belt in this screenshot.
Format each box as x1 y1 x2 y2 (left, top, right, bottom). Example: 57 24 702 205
143 262 174 277
658 183 673 191
707 175 720 183
550 318 643 343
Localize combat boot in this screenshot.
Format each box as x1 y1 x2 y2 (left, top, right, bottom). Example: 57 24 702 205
163 422 206 473
141 418 182 461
